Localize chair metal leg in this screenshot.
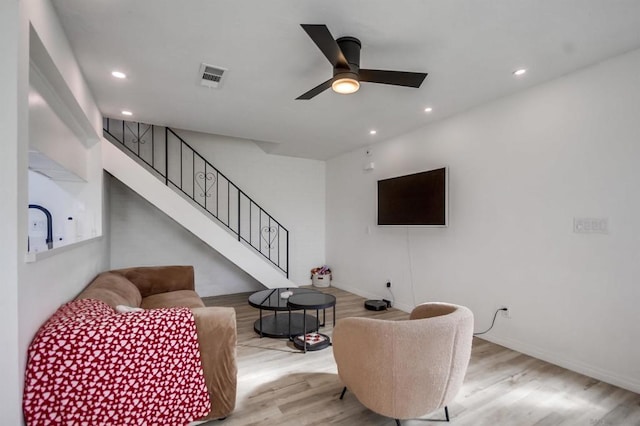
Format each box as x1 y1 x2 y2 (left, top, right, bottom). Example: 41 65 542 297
445 406 450 422
395 420 401 426
339 386 347 400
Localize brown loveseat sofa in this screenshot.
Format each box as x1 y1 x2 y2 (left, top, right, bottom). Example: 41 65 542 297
75 265 237 421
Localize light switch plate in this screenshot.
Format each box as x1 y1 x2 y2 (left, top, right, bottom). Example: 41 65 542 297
573 217 608 234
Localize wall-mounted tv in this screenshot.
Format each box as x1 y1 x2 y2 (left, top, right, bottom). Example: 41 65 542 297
377 167 448 226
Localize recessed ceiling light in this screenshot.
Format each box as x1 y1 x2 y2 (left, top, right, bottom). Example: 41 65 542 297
513 68 527 76
369 130 377 135
111 71 127 79
121 110 133 116
424 107 433 113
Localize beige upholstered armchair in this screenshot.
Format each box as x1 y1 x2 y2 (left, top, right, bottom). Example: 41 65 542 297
332 302 474 425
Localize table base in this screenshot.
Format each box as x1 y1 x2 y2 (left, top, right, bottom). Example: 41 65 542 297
253 313 319 338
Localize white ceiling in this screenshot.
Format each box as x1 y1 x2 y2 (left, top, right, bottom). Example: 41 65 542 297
51 0 640 160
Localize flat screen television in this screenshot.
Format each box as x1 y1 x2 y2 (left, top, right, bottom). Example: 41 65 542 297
377 167 448 226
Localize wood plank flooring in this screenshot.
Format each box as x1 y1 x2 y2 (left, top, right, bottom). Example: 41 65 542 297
202 287 640 426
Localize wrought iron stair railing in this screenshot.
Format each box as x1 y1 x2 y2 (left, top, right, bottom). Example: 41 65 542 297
103 118 289 277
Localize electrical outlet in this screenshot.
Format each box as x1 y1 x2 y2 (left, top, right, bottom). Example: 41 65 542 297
386 280 391 288
574 217 608 234
500 306 511 319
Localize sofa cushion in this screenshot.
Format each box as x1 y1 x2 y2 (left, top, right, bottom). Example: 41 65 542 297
141 290 205 310
76 272 142 308
112 266 195 298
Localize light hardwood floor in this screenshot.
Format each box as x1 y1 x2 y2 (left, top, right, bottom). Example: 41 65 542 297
202 287 640 426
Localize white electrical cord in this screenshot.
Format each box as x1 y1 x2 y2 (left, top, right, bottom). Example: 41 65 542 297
406 227 417 308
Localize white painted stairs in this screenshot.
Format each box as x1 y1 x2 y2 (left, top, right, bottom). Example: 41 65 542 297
102 138 296 289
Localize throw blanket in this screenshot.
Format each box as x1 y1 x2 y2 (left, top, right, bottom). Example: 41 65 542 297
23 299 211 425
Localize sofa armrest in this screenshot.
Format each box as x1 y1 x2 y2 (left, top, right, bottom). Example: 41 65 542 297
111 265 195 298
191 306 237 420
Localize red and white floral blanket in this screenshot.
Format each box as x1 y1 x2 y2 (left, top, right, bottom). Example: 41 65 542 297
23 299 211 425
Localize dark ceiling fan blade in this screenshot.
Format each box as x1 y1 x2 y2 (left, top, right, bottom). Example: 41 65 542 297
359 69 428 88
296 78 334 100
301 24 349 69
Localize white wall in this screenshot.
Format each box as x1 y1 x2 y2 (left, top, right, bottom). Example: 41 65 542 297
0 0 27 421
109 176 263 296
0 0 111 421
326 48 640 393
19 235 110 356
174 129 326 286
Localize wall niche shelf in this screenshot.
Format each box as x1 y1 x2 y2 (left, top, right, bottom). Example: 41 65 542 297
25 235 102 264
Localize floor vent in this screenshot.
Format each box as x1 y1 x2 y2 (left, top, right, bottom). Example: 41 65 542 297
199 63 226 88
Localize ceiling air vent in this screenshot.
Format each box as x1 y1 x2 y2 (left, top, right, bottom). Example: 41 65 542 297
199 63 226 88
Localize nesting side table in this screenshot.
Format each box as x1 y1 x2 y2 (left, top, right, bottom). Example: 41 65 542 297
287 292 337 352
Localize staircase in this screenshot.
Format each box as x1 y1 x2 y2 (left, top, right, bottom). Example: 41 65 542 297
102 118 294 289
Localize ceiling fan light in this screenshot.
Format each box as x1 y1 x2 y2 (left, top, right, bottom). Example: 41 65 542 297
332 77 360 94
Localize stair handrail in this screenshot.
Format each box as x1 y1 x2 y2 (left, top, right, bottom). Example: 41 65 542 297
103 118 289 277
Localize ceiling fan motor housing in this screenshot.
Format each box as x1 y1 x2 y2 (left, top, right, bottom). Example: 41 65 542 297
333 70 360 82
336 36 361 73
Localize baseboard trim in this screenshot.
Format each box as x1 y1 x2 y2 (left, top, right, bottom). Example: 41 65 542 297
332 282 640 394
331 282 413 313
479 334 640 394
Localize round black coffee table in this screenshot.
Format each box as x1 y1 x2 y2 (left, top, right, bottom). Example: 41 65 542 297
287 292 337 352
248 288 318 338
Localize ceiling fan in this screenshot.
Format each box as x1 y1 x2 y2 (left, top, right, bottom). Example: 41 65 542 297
296 24 428 100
